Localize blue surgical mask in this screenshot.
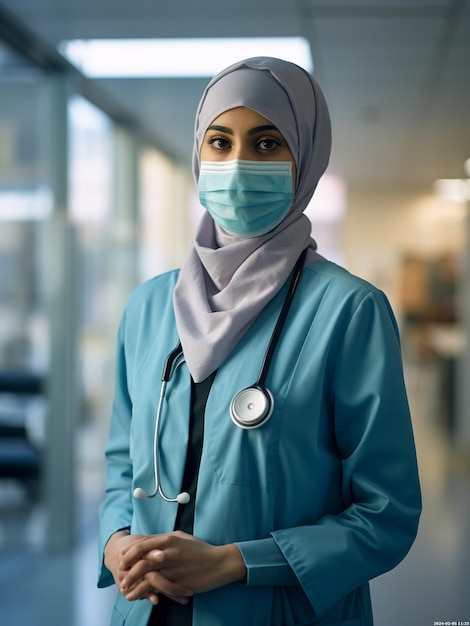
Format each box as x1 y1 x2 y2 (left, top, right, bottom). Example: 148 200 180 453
198 160 294 237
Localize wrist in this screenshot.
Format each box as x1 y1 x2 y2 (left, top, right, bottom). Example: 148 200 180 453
218 544 247 585
104 528 130 568
108 528 130 547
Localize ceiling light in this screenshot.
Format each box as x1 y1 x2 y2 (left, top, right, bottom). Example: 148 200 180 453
58 37 313 78
464 158 470 178
433 179 470 203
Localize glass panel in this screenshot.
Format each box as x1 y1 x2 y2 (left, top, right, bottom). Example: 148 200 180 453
67 96 116 504
0 41 49 514
69 96 112 225
139 146 193 280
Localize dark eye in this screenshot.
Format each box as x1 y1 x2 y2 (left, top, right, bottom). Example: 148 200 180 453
256 138 281 152
207 136 231 151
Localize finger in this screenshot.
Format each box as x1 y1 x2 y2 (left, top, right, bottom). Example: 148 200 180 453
121 558 159 593
120 557 189 599
121 546 169 585
162 594 192 606
148 592 159 605
123 578 155 602
120 535 169 568
124 576 190 606
119 534 153 560
144 570 192 603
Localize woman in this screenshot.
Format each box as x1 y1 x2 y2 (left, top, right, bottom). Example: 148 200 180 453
98 56 421 626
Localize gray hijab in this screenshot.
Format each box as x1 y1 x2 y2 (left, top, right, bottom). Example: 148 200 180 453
173 57 331 382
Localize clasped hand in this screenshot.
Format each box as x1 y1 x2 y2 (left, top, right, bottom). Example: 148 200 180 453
105 530 246 606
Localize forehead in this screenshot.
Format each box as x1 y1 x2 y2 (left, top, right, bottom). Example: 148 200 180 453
206 106 276 130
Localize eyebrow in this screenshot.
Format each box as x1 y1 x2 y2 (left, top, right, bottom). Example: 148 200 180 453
206 124 279 135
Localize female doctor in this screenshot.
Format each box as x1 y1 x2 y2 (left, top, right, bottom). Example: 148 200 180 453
98 56 421 626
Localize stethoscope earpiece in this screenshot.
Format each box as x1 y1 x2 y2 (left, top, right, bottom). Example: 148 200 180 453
133 487 148 499
176 491 191 505
230 385 274 429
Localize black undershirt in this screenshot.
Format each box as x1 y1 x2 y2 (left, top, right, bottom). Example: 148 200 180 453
147 371 216 626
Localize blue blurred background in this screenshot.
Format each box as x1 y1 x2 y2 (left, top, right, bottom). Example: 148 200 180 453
0 1 469 624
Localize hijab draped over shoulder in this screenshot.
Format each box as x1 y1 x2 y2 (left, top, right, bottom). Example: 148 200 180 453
173 57 332 382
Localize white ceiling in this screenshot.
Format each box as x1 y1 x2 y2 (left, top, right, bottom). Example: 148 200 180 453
1 0 469 192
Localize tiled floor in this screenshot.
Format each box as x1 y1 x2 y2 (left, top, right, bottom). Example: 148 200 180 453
0 359 469 625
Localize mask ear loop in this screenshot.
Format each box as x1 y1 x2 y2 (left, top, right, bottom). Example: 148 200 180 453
230 247 307 429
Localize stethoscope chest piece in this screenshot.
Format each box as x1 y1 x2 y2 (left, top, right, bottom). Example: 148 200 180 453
230 385 274 429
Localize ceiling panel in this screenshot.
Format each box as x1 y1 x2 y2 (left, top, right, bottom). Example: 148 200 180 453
304 1 451 13
2 0 303 41
0 0 468 191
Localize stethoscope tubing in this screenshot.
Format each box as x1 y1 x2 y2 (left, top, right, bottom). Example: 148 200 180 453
256 247 307 388
229 247 307 429
133 349 190 502
135 247 308 500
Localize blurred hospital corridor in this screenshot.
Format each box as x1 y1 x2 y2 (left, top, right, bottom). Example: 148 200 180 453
1 1 470 625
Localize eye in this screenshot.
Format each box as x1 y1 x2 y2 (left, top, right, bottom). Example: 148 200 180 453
206 136 231 151
256 137 282 152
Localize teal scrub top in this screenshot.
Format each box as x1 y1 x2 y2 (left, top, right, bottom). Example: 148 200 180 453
98 259 421 626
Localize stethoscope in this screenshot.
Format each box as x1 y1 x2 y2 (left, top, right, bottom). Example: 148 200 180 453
133 247 307 504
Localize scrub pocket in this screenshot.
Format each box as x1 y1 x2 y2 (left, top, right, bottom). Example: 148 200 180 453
273 587 364 626
208 396 286 492
111 593 151 626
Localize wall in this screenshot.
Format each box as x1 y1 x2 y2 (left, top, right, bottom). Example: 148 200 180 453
343 187 467 316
